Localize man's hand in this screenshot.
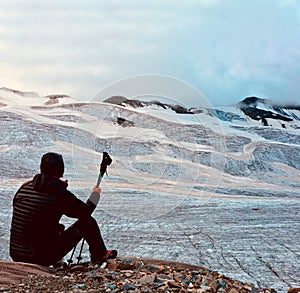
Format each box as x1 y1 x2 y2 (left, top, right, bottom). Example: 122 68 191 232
86 187 101 210
93 186 101 193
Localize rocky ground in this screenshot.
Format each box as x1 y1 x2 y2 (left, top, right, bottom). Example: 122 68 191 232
2 257 280 293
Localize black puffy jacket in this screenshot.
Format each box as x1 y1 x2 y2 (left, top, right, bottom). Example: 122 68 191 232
10 174 93 265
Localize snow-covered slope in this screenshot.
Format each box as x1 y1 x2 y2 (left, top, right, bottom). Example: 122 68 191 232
1 89 300 197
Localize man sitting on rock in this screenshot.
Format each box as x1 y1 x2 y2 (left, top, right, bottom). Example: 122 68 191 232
9 152 117 267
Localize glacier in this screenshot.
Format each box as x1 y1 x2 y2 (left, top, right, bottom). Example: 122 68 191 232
0 88 299 292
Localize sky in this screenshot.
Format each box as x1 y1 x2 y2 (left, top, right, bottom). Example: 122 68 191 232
0 0 300 107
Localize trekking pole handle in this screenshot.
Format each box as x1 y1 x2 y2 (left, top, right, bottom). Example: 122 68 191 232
96 152 112 187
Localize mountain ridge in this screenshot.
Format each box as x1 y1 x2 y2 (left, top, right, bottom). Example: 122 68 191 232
2 86 299 125
103 94 300 128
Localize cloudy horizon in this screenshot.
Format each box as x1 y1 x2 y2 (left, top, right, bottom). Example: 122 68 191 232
1 0 300 107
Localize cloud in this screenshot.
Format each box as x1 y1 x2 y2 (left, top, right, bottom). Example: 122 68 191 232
0 0 300 106
187 0 300 104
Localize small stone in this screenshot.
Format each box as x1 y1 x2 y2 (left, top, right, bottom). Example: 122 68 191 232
117 259 137 270
201 285 210 291
139 273 157 284
105 270 116 280
71 284 85 289
104 282 117 289
154 265 165 271
107 259 118 270
123 284 136 290
123 270 134 277
135 261 145 269
288 289 300 293
188 282 194 288
157 273 173 281
173 271 186 282
209 279 220 292
167 280 181 288
182 279 191 286
144 265 158 272
218 279 227 288
242 284 259 293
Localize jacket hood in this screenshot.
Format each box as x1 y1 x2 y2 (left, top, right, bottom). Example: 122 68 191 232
32 173 68 193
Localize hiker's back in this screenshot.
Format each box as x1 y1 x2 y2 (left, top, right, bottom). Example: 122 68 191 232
10 175 64 264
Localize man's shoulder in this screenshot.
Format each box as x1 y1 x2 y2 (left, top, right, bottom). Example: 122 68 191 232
14 177 35 196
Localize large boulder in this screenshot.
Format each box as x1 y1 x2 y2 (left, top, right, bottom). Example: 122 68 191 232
0 261 53 289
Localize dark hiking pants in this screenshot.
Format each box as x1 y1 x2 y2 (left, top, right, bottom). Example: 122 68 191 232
52 216 107 264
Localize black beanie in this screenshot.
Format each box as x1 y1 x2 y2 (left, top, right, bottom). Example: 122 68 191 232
40 152 64 178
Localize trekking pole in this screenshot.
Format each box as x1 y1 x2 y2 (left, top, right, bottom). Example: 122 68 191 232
69 152 112 265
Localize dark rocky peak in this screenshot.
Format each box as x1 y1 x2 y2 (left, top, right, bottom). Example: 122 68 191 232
45 94 71 99
104 96 193 114
239 96 266 107
168 103 193 114
44 94 72 105
103 95 128 105
237 96 298 125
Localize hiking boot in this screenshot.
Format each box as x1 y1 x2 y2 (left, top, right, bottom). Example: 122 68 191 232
104 249 118 260
91 249 118 264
